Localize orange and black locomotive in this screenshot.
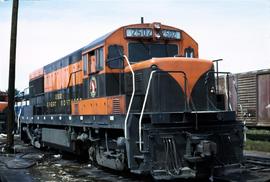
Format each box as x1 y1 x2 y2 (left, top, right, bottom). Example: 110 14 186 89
21 22 243 180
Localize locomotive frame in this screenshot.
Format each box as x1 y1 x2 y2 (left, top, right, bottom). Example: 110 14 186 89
20 22 244 180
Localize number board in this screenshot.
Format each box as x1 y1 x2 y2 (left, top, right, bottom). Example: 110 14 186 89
125 28 153 38
161 30 181 40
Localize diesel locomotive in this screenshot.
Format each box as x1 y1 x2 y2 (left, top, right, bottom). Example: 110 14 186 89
20 22 244 180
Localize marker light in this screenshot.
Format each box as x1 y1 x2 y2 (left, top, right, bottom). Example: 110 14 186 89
154 23 161 29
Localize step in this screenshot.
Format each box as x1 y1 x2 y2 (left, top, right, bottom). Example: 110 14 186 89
133 155 144 160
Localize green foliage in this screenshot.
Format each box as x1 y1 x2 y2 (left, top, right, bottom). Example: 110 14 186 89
247 129 270 135
244 139 270 152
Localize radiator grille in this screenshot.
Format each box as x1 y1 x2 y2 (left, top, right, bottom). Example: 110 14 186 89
135 72 143 92
113 98 121 114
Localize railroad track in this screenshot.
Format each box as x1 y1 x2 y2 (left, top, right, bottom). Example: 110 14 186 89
245 155 270 167
212 154 270 182
244 153 270 178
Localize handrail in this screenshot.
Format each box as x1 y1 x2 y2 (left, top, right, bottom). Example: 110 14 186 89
123 55 135 139
212 59 223 94
17 106 22 134
205 71 231 110
67 69 82 104
15 86 30 134
138 70 155 151
67 69 82 87
138 70 187 152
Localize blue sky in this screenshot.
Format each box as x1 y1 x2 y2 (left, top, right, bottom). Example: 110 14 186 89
0 0 269 90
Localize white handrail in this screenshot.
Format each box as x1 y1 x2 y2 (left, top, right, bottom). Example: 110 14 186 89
138 70 156 151
17 106 22 133
123 55 135 139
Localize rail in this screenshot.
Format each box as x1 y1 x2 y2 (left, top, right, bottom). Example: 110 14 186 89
123 55 135 140
245 154 270 167
138 70 187 152
205 71 231 111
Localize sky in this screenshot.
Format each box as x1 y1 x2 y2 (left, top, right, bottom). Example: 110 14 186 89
0 0 270 91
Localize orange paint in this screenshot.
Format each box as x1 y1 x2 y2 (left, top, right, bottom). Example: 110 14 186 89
44 61 83 92
32 22 201 100
29 67 44 81
71 95 126 115
90 56 96 73
124 57 213 99
0 102 8 112
103 23 199 74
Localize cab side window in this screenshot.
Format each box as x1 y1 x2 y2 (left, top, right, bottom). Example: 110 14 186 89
82 54 88 75
184 47 194 58
95 47 104 71
107 44 124 69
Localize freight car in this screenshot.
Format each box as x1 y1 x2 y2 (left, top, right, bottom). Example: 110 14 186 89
219 69 270 128
20 22 244 180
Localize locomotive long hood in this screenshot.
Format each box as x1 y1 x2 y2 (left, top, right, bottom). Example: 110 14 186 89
124 57 213 99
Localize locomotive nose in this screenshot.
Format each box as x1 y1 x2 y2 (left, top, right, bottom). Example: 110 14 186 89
130 58 214 112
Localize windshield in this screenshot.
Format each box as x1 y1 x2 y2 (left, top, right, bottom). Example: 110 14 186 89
128 42 178 63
